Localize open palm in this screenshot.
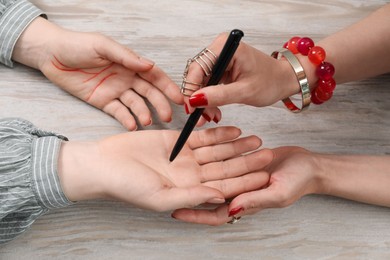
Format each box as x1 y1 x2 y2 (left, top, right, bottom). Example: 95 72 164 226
40 29 183 130
95 126 273 212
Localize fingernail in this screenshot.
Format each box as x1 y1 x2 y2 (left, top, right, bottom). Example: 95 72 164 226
213 116 220 124
139 56 155 66
207 197 225 204
184 103 190 114
202 113 211 122
189 93 208 107
228 207 243 217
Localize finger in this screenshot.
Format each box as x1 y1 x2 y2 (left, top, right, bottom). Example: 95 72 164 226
212 108 222 124
96 35 155 72
149 186 225 212
182 56 208 99
183 32 231 92
132 76 173 122
187 62 207 85
172 204 231 226
198 149 273 182
187 126 242 149
195 116 208 127
184 34 246 108
202 108 222 123
138 65 184 105
193 135 262 165
205 170 270 199
102 99 137 131
227 184 290 217
119 89 152 126
184 99 221 117
189 81 250 108
194 108 222 127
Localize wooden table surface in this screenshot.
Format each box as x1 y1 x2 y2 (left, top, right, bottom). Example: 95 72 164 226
1 0 389 259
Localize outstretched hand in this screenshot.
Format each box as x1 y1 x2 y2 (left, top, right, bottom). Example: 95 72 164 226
58 126 274 212
172 146 318 225
13 17 183 130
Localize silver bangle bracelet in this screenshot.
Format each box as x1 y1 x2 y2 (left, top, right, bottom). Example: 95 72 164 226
271 48 311 112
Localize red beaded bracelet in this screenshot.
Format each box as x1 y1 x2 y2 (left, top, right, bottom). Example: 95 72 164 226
284 36 336 105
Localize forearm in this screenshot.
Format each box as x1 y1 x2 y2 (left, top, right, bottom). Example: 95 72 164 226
294 3 390 90
12 16 61 70
317 154 390 207
320 4 390 84
57 140 104 202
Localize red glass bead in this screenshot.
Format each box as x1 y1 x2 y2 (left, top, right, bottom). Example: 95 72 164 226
297 37 314 56
287 36 300 54
314 87 333 102
311 90 323 105
316 62 335 80
308 46 326 65
317 78 336 93
283 42 288 48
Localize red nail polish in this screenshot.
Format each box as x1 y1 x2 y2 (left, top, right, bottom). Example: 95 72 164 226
213 116 220 124
184 103 190 114
228 207 243 217
145 118 152 126
202 113 211 122
189 93 208 107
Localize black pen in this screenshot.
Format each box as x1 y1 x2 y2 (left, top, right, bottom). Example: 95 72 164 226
169 29 244 162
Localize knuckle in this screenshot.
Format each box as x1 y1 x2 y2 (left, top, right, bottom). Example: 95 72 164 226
216 32 229 42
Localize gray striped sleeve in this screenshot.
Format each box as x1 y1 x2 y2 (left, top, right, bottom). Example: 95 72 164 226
0 118 73 244
0 0 45 67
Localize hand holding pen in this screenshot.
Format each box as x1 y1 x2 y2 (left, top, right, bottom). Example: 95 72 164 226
170 29 245 161
183 31 302 113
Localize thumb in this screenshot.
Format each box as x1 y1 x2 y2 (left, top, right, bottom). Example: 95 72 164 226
98 36 155 72
228 185 285 216
189 81 248 108
153 186 225 212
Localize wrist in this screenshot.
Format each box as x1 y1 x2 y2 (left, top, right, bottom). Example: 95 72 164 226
272 37 337 111
278 58 302 98
275 50 319 102
278 54 323 99
314 153 356 197
12 17 62 70
295 54 319 91
57 140 104 202
277 149 330 196
299 151 328 195
312 153 333 195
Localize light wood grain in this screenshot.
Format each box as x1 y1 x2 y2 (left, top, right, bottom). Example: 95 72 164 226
1 0 389 259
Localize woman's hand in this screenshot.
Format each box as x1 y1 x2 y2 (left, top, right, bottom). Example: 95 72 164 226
183 32 300 115
172 146 320 225
13 17 183 130
58 126 274 212
172 146 390 225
